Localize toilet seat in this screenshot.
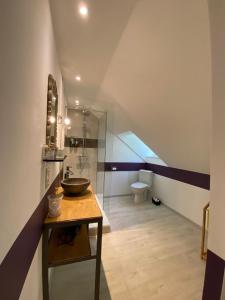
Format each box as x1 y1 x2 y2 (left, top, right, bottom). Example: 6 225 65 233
131 182 149 189
130 170 153 204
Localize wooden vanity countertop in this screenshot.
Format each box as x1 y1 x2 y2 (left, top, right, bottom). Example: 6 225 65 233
44 186 102 226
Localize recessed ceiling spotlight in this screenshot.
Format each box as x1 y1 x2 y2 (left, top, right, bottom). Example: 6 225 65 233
79 4 88 17
75 75 81 82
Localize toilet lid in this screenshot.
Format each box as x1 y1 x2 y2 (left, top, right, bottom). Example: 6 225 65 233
131 182 149 189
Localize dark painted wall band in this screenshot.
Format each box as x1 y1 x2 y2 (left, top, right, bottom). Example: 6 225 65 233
104 162 146 172
65 137 98 148
104 162 210 190
145 163 210 190
0 162 211 300
203 250 225 300
0 170 62 300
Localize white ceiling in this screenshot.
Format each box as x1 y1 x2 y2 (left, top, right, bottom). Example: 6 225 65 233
50 0 138 107
50 0 211 173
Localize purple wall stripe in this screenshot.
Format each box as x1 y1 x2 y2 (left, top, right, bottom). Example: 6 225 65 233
145 163 210 190
104 162 210 190
0 171 62 300
64 137 98 148
104 162 146 172
203 250 225 300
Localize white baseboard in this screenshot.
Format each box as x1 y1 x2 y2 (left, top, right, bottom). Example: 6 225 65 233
104 193 132 198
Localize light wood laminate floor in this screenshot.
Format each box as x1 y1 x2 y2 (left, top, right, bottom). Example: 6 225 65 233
51 196 206 300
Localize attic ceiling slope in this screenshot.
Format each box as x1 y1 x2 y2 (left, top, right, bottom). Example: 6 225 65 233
50 0 138 106
50 0 211 173
99 0 211 174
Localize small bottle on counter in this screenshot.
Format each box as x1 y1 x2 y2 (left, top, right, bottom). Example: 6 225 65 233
48 188 63 217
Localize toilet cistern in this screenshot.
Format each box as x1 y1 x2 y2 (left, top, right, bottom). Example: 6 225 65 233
130 170 153 204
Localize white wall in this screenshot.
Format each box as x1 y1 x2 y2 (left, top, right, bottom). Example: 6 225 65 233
104 171 139 197
153 175 210 226
100 0 211 174
0 0 64 299
207 0 225 261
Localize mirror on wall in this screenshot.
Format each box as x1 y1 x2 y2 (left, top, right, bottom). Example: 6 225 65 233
46 74 58 146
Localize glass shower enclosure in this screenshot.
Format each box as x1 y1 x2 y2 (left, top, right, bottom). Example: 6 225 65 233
64 106 107 208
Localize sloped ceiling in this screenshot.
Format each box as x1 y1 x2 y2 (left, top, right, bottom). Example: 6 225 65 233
51 0 211 173
50 0 138 106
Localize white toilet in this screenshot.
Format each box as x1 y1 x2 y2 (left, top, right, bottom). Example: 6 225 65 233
131 170 153 204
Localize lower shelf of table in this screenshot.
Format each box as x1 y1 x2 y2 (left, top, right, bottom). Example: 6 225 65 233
48 224 97 267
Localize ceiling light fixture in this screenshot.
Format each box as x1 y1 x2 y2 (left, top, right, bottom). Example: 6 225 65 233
79 4 88 17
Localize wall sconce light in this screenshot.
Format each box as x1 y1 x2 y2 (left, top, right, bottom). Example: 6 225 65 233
64 117 71 125
49 116 56 124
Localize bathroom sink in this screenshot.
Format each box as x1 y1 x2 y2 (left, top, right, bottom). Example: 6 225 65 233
61 178 90 195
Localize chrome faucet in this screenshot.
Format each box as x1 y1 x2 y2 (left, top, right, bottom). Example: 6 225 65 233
65 166 74 179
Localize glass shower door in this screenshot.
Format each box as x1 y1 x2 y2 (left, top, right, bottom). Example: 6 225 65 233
96 110 107 208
